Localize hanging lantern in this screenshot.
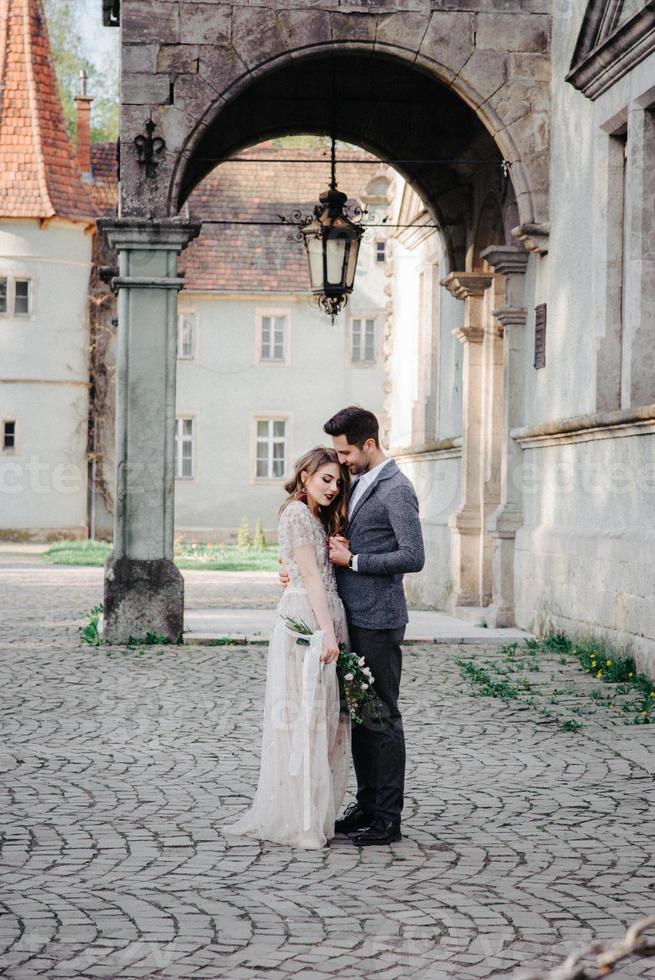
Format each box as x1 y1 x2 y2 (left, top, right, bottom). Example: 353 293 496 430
300 139 364 318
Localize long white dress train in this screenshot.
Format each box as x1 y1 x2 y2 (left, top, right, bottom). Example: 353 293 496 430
222 501 351 849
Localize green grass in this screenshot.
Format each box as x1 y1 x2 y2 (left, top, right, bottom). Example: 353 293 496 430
43 539 280 572
44 540 112 566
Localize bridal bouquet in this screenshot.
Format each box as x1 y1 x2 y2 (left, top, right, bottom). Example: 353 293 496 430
282 617 383 726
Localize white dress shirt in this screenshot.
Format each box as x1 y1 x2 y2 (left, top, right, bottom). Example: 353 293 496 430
348 457 391 571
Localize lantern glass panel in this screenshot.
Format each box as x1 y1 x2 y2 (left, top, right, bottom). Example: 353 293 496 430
345 236 361 290
305 235 323 291
325 233 346 286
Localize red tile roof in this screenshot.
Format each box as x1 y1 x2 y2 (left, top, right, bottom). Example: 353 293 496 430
0 0 95 220
90 141 118 217
183 141 389 293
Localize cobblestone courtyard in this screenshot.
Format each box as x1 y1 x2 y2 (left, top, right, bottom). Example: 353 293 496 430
1 553 655 978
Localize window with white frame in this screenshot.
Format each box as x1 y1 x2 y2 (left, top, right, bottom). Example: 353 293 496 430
14 279 30 315
255 418 287 479
2 420 16 451
259 314 287 362
0 276 32 316
174 417 195 479
177 311 196 359
351 317 376 364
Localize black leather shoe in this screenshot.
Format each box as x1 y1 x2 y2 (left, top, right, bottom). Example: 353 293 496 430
334 802 375 835
351 817 402 846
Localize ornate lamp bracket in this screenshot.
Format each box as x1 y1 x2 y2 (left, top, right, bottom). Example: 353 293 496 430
134 120 166 179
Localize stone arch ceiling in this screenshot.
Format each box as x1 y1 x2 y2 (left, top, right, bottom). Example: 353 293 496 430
119 6 551 233
175 53 504 264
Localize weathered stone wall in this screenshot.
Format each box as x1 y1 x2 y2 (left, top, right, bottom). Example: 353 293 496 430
119 0 552 232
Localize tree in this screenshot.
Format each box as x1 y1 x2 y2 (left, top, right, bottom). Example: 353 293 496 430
44 0 119 144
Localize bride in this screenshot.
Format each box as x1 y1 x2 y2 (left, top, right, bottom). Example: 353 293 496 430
223 446 352 849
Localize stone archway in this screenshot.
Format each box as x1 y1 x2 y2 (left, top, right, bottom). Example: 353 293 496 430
102 6 550 641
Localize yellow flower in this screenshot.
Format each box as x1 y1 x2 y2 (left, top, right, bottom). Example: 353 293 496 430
641 711 648 717
651 693 655 698
628 672 634 678
591 661 597 668
596 671 603 678
606 659 612 666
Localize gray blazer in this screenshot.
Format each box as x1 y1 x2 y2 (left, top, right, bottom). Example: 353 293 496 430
335 459 425 630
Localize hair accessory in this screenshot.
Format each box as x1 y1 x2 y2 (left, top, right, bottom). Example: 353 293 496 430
298 488 308 504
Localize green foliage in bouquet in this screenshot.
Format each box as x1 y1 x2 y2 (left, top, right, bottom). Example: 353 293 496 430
282 617 383 726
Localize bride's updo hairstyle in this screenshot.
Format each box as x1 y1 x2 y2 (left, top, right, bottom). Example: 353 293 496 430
281 446 350 537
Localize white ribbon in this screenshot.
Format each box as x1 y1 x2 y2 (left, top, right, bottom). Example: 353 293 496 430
287 628 325 831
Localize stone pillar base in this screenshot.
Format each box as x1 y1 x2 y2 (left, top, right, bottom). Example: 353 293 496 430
482 602 516 629
104 556 184 644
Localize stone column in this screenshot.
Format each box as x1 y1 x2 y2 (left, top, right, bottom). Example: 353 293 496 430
440 272 493 610
99 218 201 644
480 245 529 627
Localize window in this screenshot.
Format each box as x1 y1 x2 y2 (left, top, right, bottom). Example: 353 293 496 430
376 241 386 263
174 417 195 479
0 277 31 316
14 280 30 315
256 419 287 479
2 420 16 451
351 317 376 364
260 314 287 362
177 312 196 359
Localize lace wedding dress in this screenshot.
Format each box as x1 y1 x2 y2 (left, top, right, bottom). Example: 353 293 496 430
222 501 351 849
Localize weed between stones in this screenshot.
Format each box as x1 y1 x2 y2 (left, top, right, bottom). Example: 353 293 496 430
457 630 655 730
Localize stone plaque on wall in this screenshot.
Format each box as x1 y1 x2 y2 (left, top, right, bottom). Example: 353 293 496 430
534 303 546 369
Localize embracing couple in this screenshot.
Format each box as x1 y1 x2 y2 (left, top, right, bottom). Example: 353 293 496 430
223 406 425 849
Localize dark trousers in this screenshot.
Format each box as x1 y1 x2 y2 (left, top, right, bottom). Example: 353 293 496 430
347 623 406 824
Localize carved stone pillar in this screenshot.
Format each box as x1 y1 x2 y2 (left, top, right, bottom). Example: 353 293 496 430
480 245 529 627
440 272 493 609
99 218 201 644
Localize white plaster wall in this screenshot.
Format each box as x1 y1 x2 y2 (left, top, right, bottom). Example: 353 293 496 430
515 431 655 674
437 288 464 440
0 220 92 381
0 220 92 534
388 239 420 448
396 451 462 609
174 288 386 538
387 227 463 608
521 0 597 427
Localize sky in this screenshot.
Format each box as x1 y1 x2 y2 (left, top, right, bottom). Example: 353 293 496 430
78 0 118 68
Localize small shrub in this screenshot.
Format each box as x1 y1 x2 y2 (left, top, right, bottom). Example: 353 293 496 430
237 516 252 550
253 517 266 549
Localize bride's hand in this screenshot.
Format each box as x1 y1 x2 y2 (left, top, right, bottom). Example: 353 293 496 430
321 633 340 665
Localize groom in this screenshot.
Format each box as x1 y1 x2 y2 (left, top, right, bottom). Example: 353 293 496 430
324 406 424 846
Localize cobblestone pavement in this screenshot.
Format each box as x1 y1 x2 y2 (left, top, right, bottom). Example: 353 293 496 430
2 556 655 978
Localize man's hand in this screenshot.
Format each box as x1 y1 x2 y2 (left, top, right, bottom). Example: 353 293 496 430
278 556 290 588
330 534 349 548
328 537 352 568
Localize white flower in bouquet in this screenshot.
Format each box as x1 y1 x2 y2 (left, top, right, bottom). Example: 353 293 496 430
358 656 366 666
345 672 354 681
361 682 369 690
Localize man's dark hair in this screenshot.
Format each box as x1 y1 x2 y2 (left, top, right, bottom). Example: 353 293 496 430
323 406 380 449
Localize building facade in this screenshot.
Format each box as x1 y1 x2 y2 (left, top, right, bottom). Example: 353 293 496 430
0 0 96 539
